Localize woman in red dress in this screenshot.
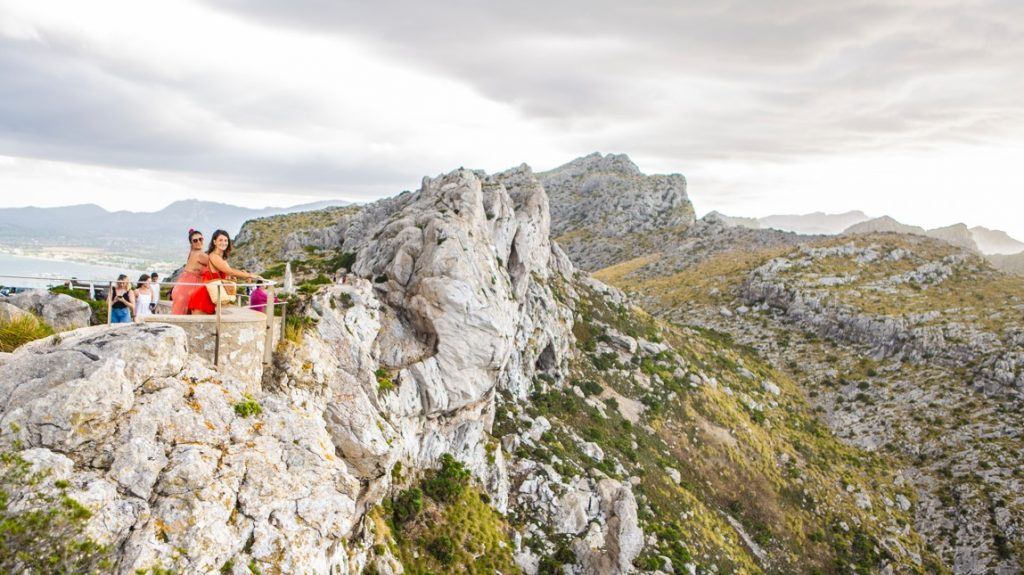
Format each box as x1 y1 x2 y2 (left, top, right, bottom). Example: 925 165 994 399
187 229 261 315
171 229 210 314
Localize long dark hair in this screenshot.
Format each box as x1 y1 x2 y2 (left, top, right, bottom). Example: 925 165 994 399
207 229 232 258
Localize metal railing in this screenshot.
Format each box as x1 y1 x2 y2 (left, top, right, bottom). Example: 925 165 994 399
0 274 282 368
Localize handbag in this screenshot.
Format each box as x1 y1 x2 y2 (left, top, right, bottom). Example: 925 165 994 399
205 278 237 305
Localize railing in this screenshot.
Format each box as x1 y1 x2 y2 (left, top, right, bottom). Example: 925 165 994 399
0 274 283 368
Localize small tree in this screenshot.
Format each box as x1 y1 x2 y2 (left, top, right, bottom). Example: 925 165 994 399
0 451 112 574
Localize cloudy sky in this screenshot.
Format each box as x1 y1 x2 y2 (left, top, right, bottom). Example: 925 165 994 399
1 0 1023 236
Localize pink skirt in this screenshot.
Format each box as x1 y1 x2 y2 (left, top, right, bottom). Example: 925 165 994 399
170 270 202 315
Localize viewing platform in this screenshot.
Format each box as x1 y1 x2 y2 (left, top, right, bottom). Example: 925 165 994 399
142 307 281 383
0 274 284 384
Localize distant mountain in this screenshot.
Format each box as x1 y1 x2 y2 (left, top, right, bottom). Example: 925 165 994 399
0 198 351 262
843 217 982 253
715 211 1022 257
758 210 870 235
971 226 1024 255
842 215 927 236
987 251 1024 276
704 211 761 229
927 223 978 252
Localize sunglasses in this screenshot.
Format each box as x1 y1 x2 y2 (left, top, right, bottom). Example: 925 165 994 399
191 237 204 243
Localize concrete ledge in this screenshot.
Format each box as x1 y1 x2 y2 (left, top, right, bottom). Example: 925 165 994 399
143 307 269 324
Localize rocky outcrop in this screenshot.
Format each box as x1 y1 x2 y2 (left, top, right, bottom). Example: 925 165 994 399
539 152 695 271
1 165 647 574
3 289 91 331
0 301 32 323
742 243 1024 393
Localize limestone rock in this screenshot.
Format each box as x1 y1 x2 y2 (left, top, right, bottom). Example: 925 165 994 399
4 289 91 331
0 301 33 323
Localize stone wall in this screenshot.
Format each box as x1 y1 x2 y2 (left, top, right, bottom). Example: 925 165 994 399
143 308 279 386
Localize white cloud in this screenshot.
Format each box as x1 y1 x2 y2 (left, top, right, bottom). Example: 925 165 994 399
0 0 1022 240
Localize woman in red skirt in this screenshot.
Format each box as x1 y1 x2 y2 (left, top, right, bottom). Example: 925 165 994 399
188 229 262 314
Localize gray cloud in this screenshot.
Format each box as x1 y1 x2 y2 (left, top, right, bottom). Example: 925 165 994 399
1 0 1022 208
0 28 423 197
205 0 1024 163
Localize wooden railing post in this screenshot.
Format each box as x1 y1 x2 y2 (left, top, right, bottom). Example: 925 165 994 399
106 282 113 325
214 284 222 368
263 284 276 365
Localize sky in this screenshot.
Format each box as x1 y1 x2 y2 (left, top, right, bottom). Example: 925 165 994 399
1 0 1023 236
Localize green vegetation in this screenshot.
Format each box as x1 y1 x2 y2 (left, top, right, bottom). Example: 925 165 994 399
233 395 263 418
283 314 316 345
497 281 945 574
392 487 424 524
0 314 53 352
422 454 471 503
231 206 360 272
297 273 333 296
0 450 112 574
373 454 520 575
375 368 395 393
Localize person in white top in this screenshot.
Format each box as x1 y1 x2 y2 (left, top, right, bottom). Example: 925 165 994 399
149 272 161 305
134 274 154 320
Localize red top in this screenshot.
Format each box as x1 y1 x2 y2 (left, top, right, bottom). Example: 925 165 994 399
187 269 226 315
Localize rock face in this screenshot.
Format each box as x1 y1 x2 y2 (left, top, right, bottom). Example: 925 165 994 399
741 241 1024 393
0 165 644 574
3 289 91 331
0 301 33 323
539 152 695 271
1 324 363 574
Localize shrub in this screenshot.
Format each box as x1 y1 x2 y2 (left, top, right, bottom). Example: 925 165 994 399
283 315 315 345
297 274 333 296
233 396 263 418
426 535 455 566
375 368 395 393
392 488 423 524
0 314 53 352
577 379 602 397
0 450 112 574
423 454 470 503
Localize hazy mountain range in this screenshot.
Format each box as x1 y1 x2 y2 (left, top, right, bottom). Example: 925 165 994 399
715 210 1024 256
0 199 351 263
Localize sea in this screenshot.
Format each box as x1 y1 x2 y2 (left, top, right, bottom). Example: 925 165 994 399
0 253 147 290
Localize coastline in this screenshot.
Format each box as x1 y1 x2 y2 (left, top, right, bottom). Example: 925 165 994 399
0 246 175 275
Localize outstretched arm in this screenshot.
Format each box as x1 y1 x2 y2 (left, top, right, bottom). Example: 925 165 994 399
209 253 259 280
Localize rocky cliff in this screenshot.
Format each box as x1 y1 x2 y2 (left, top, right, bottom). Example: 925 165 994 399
539 153 695 271
0 163 945 574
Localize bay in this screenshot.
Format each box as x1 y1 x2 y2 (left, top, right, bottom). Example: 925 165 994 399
0 253 147 290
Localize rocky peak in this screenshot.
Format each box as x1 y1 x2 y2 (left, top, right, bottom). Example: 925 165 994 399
539 152 695 271
546 151 642 178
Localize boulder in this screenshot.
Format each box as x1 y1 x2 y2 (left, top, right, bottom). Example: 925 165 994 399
5 289 91 331
0 301 33 323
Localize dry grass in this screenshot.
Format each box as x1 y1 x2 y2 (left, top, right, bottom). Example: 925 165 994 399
0 314 53 352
